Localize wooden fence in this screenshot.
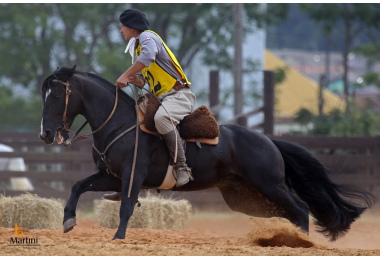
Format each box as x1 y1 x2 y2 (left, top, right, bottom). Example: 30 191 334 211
0 132 101 203
1 132 379 208
1 67 378 210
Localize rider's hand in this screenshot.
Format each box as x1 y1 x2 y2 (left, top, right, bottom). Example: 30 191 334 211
128 75 144 89
128 75 137 84
116 62 146 89
115 73 129 89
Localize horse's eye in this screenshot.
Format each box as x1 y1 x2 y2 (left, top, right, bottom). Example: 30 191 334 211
48 90 60 100
51 87 62 98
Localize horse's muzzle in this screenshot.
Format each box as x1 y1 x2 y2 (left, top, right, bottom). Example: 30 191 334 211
40 128 70 145
39 129 54 144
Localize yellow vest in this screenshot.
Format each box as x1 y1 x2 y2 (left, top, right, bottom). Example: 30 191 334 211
135 30 191 97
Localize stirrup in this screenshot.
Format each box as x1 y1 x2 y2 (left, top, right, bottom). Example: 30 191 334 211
174 166 194 188
174 166 194 181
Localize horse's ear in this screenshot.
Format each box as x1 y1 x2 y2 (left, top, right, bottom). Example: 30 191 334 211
53 65 76 81
72 65 76 71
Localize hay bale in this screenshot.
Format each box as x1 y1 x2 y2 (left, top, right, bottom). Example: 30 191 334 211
0 193 64 229
96 192 192 229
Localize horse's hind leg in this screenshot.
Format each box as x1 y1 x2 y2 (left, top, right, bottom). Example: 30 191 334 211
249 178 309 233
219 176 276 218
265 184 310 233
221 175 309 233
63 170 121 233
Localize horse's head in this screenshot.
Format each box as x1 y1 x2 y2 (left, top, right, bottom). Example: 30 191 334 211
40 66 82 144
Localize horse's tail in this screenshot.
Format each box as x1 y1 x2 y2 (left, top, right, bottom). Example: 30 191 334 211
271 139 375 241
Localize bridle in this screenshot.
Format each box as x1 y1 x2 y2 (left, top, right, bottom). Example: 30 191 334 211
51 78 140 198
49 77 178 198
52 79 119 145
53 79 71 133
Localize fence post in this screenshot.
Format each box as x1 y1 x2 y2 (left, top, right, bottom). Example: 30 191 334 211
209 70 220 121
318 74 326 116
233 3 243 117
263 70 274 135
237 116 247 127
374 136 380 177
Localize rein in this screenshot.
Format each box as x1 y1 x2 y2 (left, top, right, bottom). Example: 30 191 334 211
92 83 141 198
51 78 177 199
52 79 140 198
52 79 119 145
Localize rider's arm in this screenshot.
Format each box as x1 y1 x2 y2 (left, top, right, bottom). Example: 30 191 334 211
135 36 158 67
116 61 146 89
116 32 158 89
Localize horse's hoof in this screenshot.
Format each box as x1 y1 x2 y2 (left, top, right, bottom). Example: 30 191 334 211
63 218 77 233
112 234 125 240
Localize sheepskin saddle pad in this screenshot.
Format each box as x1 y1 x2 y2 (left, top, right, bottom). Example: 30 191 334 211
137 93 219 146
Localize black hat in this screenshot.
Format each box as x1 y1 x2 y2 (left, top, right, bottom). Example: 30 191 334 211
119 9 149 31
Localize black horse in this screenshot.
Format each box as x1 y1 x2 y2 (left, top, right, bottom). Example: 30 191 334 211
40 66 373 241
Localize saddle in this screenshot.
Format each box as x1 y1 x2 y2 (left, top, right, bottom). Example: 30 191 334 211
137 93 219 146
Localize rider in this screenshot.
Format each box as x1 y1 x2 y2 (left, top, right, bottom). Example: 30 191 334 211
115 9 195 189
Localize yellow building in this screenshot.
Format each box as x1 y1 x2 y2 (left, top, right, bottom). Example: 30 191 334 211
264 50 345 123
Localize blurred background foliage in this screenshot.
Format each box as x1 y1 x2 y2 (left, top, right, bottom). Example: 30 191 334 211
1 3 380 136
293 105 380 137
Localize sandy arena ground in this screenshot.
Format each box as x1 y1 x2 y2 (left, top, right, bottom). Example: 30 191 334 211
1 209 380 256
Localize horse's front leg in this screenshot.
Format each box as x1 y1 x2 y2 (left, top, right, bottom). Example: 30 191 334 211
112 166 147 240
63 170 121 233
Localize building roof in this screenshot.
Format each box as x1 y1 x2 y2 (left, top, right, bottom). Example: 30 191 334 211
264 49 345 119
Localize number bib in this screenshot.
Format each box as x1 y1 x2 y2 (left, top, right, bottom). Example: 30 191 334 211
135 30 190 97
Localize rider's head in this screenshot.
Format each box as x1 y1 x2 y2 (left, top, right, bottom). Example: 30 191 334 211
119 9 149 32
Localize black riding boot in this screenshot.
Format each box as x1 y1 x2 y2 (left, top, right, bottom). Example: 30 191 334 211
162 129 193 187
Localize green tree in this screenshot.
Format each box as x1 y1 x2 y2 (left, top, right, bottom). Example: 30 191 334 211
292 106 380 136
0 3 127 92
131 3 288 70
310 106 380 137
0 87 42 131
311 116 332 135
353 15 380 89
0 3 288 131
0 3 287 93
300 3 380 117
294 107 313 133
329 108 380 137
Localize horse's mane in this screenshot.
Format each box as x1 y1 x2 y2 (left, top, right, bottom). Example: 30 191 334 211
41 66 134 104
80 72 134 104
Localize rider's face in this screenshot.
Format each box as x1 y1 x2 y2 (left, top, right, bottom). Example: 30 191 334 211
120 24 134 42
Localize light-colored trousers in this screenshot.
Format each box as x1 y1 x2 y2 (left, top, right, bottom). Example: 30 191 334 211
154 88 196 135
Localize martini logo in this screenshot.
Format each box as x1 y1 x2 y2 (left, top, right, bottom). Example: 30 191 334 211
8 223 40 249
14 223 24 236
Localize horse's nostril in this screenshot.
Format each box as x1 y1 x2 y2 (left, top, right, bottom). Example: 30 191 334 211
39 129 54 144
43 130 50 137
